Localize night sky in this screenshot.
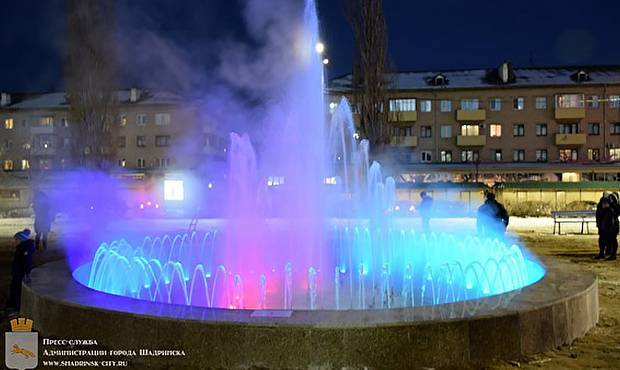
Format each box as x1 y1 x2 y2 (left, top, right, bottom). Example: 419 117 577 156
1 0 619 92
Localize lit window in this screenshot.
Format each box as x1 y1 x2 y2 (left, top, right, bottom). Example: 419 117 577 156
489 123 502 137
155 113 171 126
610 148 620 161
556 94 584 108
494 150 502 161
4 118 13 129
39 116 53 126
513 97 525 110
136 114 146 126
3 160 13 171
489 98 501 111
460 99 479 111
559 149 578 162
164 180 184 201
588 149 600 161
460 124 479 136
420 100 432 112
536 124 547 136
389 99 416 112
21 159 29 170
440 100 452 112
120 114 127 126
535 97 547 110
440 150 452 162
440 125 452 138
119 158 126 168
267 176 285 187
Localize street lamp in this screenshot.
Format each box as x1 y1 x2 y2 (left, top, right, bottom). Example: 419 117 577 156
315 42 325 54
322 58 330 65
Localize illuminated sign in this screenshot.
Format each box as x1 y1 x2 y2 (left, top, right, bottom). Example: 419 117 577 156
164 180 184 201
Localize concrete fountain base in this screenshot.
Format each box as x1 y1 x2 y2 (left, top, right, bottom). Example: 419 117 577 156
21 257 597 369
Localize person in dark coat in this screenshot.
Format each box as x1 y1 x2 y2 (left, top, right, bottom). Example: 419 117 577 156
418 191 434 234
477 192 509 239
7 229 36 311
606 193 619 260
596 196 618 261
595 192 611 259
33 190 53 250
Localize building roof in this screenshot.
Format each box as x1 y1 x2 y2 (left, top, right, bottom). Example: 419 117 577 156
3 89 183 110
329 65 620 92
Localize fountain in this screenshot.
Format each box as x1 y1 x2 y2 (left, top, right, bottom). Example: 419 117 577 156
21 1 598 368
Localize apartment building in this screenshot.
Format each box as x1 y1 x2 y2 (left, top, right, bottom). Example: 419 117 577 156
0 88 225 174
329 63 620 183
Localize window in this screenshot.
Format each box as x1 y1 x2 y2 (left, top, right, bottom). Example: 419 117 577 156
62 137 70 148
21 119 27 128
39 116 53 126
513 124 525 137
611 123 620 135
61 118 68 127
3 140 12 150
494 150 502 161
420 151 432 163
119 159 126 168
589 96 599 108
588 149 600 161
389 99 416 112
420 126 432 138
38 158 52 170
440 150 452 162
440 125 452 138
117 136 126 148
489 98 501 111
120 114 127 126
609 95 620 108
610 148 620 161
21 159 29 170
513 149 525 162
461 124 479 136
460 99 479 111
3 160 13 171
136 114 147 126
137 158 146 169
535 97 547 110
536 124 547 136
513 97 524 110
136 136 146 147
4 118 13 129
155 135 171 147
489 123 502 137
536 149 548 162
556 94 584 108
587 123 600 135
399 127 412 136
559 149 578 162
559 123 578 134
37 135 53 149
461 150 479 163
155 113 171 126
440 100 452 112
157 157 171 168
420 100 432 112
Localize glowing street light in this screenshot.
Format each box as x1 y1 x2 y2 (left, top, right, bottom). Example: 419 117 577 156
315 42 325 54
322 58 329 65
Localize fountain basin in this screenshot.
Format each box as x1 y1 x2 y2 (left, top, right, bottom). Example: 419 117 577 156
22 256 597 369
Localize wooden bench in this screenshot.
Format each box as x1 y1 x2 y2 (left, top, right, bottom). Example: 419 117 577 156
551 210 596 235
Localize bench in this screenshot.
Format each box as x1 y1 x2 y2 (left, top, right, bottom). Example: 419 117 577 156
551 210 596 235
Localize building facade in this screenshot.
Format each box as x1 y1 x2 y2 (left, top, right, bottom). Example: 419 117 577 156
329 64 620 184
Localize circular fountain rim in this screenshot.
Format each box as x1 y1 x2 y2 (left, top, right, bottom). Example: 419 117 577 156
24 256 593 327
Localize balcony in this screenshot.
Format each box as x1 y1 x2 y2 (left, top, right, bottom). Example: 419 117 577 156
555 107 585 121
390 136 418 147
555 133 586 146
456 109 486 121
388 111 417 124
30 125 55 134
457 135 486 147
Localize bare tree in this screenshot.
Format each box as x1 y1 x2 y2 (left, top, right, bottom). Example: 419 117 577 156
65 0 118 169
347 0 390 152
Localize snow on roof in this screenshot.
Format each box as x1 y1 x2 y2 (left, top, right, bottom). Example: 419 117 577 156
329 65 620 92
5 89 182 110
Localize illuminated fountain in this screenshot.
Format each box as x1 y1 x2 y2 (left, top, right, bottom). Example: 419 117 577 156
72 0 545 311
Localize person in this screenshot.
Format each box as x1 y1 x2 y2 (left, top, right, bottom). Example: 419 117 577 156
7 229 36 311
32 190 53 250
477 191 509 238
596 195 618 261
606 192 619 260
595 191 611 259
418 191 433 234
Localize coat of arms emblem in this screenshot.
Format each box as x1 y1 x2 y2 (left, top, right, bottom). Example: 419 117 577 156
5 317 38 370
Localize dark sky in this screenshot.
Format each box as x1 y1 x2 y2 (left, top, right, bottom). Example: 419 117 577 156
1 0 619 92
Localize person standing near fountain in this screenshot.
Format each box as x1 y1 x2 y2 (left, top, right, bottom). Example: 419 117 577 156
7 229 35 313
418 191 433 234
32 190 53 250
477 192 509 238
